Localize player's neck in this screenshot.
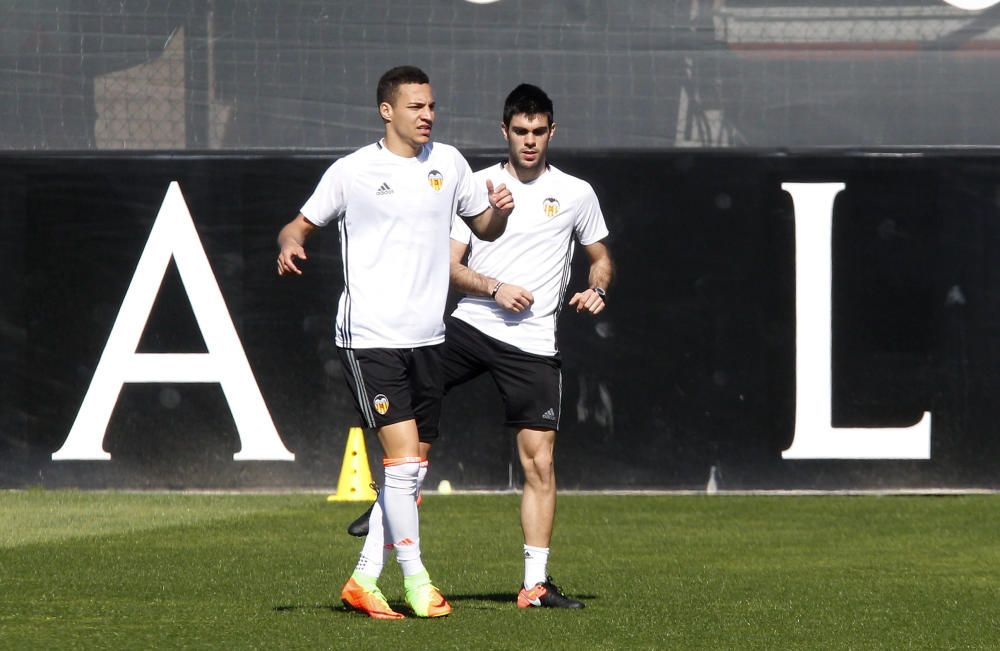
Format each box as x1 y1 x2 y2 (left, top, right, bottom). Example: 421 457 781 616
504 159 548 184
382 134 424 158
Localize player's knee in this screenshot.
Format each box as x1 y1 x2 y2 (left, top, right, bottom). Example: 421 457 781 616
524 453 554 486
383 459 420 492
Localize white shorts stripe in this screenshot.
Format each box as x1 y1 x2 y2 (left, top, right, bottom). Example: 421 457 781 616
556 369 563 431
346 349 376 427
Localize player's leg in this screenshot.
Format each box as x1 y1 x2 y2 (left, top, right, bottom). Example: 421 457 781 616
493 346 585 609
340 502 399 620
397 344 451 617
351 492 392 586
513 426 581 608
347 444 430 538
336 348 419 618
348 318 480 538
517 426 556 554
376 421 423 583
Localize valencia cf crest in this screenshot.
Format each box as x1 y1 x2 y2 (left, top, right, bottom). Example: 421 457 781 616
373 394 390 415
543 197 560 218
428 170 444 191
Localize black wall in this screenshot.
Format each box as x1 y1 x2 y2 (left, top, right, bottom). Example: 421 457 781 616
2 151 999 490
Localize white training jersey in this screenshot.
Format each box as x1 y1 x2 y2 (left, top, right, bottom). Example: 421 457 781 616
450 163 609 356
302 140 489 349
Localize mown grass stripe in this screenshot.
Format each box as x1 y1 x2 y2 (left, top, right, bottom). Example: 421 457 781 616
1 493 999 650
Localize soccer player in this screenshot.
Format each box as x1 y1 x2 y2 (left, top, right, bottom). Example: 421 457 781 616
276 65 514 619
351 83 613 609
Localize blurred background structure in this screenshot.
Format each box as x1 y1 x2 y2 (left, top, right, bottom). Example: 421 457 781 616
2 0 999 151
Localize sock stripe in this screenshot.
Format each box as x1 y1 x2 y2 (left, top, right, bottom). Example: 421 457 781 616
383 456 422 467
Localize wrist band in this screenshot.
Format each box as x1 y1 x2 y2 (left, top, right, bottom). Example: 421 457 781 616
491 281 504 299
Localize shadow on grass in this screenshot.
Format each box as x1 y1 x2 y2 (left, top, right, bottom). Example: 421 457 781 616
449 592 517 604
273 592 597 615
273 604 340 613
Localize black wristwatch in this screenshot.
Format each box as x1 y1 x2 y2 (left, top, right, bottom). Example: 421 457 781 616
593 287 606 300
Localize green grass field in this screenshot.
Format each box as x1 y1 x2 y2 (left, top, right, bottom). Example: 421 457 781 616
2 491 999 650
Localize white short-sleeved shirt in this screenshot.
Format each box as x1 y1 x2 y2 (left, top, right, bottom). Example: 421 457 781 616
302 140 489 348
450 163 609 356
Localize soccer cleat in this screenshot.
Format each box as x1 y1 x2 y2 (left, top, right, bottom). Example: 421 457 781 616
404 571 452 618
340 575 405 620
517 577 585 609
347 502 375 537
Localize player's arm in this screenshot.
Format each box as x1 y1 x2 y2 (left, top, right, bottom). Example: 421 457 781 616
276 214 317 276
464 179 514 242
449 239 534 313
568 240 614 315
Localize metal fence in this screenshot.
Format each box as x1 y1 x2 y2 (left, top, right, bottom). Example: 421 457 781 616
2 0 999 150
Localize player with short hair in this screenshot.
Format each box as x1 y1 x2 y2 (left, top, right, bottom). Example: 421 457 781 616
351 82 613 609
277 65 514 619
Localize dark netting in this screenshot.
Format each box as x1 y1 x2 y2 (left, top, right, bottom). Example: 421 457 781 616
1 0 999 150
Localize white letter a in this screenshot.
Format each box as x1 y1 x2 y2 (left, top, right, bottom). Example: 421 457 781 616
53 182 294 461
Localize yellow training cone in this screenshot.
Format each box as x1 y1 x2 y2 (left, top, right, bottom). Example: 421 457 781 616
327 427 377 502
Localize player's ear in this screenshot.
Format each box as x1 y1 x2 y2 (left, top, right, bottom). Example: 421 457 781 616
379 101 393 123
500 122 509 142
549 121 556 141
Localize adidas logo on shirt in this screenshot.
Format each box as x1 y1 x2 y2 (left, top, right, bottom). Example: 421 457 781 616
542 408 556 421
376 182 394 196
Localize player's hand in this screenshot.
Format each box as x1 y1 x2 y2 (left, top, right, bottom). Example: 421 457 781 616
493 283 534 313
486 179 514 214
569 288 606 315
277 245 307 276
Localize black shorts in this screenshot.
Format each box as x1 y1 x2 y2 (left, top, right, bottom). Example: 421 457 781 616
337 345 444 441
443 316 562 432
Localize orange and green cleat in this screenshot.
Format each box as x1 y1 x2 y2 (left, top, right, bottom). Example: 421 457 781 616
340 574 405 620
404 570 452 618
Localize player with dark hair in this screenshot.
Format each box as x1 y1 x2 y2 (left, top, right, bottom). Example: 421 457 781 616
277 65 514 619
350 83 613 609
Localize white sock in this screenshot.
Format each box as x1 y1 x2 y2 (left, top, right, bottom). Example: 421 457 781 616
354 498 392 578
523 544 550 588
383 459 425 577
417 459 428 496
353 458 429 578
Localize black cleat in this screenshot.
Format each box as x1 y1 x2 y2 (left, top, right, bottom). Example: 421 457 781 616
517 576 585 609
346 484 378 537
